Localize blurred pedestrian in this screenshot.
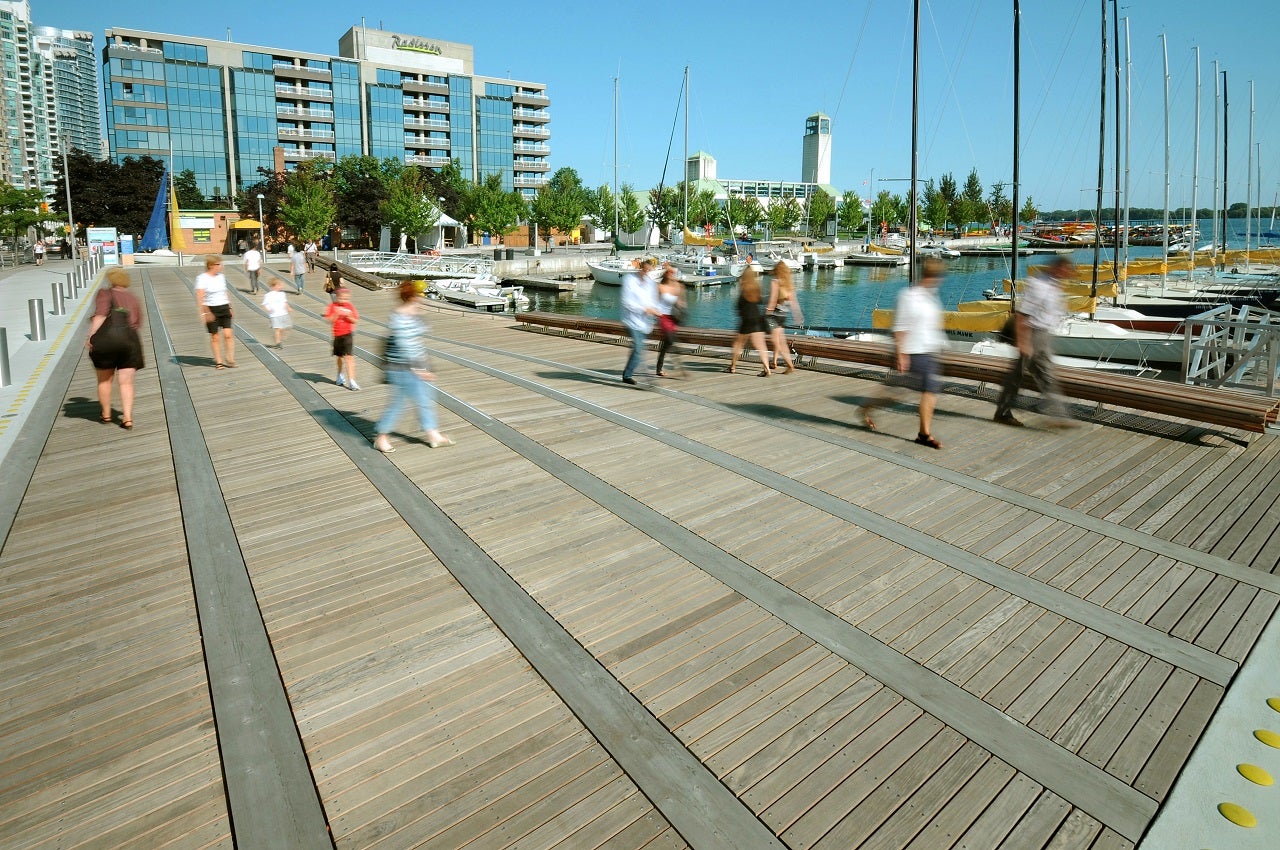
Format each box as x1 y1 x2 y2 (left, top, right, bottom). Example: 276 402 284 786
33 238 45 266
620 257 660 385
325 285 359 390
87 268 144 430
994 255 1077 427
324 266 342 302
862 258 946 448
261 278 292 348
195 255 235 369
655 264 687 378
304 238 317 272
728 267 772 376
373 281 453 452
765 261 803 373
290 240 307 292
243 241 263 292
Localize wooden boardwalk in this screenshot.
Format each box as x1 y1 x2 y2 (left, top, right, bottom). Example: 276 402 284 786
2 264 1279 849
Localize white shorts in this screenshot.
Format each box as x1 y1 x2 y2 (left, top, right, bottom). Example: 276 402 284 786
270 315 292 329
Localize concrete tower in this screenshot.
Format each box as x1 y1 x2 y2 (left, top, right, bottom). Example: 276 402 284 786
801 112 831 185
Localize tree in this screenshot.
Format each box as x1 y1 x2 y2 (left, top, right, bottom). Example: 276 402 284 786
380 166 441 245
870 190 903 230
528 166 588 240
688 189 719 229
0 184 54 248
805 190 836 238
988 180 1012 227
173 169 207 210
420 158 473 226
585 183 616 233
734 196 765 233
618 182 647 236
767 197 802 234
469 173 526 240
1019 196 1039 224
646 185 680 241
837 190 865 235
923 179 949 233
331 154 399 248
279 160 336 241
956 168 986 228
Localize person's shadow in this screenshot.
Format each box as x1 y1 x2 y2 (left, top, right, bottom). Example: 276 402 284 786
62 395 102 422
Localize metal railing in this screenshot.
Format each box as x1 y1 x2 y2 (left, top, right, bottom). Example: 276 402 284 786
278 127 335 140
512 107 549 121
1184 303 1280 395
276 105 334 119
513 126 550 138
405 155 450 167
281 149 336 161
347 251 495 280
404 117 450 129
275 84 333 98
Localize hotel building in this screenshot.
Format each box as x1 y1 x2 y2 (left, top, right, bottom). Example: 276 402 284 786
101 26 550 202
0 0 57 190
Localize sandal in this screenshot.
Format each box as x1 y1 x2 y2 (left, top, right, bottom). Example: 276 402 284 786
914 433 942 449
215 362 225 370
99 415 113 424
121 420 133 431
757 370 771 377
861 409 877 431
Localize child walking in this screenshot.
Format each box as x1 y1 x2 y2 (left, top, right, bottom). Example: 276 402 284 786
261 279 292 348
324 285 360 389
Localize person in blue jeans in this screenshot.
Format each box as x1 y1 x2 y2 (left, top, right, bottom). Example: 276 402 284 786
620 257 660 385
373 281 453 452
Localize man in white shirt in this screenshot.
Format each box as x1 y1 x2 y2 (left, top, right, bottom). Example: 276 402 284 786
243 243 263 292
862 258 947 447
289 242 308 293
620 258 660 385
994 255 1075 427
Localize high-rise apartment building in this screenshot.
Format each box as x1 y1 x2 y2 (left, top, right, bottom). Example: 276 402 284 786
34 26 102 158
101 26 550 203
0 0 56 190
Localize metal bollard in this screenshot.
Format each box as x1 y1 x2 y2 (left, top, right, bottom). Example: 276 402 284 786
63 273 72 299
0 328 10 388
51 281 64 316
29 300 46 341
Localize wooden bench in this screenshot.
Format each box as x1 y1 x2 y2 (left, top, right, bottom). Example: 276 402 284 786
515 311 1280 434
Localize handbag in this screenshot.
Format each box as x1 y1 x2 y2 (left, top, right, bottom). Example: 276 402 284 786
89 291 132 356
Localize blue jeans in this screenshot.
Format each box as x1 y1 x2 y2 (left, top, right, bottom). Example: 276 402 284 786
624 326 648 379
377 367 437 435
293 273 305 292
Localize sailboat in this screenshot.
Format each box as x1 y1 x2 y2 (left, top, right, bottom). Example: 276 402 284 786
138 164 187 255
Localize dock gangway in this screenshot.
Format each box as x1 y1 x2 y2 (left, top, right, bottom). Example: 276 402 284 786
346 251 495 279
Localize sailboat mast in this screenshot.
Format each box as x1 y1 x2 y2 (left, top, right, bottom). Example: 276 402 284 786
613 77 619 240
908 0 920 281
1190 47 1200 271
1111 0 1120 284
683 65 689 234
1160 33 1169 290
1091 0 1106 299
1010 0 1021 293
1222 70 1229 254
1122 17 1131 288
1246 81 1254 266
1212 61 1220 270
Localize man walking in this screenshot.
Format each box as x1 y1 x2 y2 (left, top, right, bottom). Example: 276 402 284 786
243 241 263 293
620 258 660 385
289 240 307 293
994 255 1076 427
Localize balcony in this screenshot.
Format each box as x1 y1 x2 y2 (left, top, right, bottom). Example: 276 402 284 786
514 141 549 153
514 175 549 189
273 63 331 82
404 135 447 150
276 105 334 121
405 154 450 167
282 148 336 162
515 159 550 172
275 83 333 100
512 107 549 124
404 116 451 130
513 90 549 106
513 125 550 139
279 126 335 141
402 97 450 113
402 78 449 95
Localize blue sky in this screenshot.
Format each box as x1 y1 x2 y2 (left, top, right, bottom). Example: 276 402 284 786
37 0 1280 212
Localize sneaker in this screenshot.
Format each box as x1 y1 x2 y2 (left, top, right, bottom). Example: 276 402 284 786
336 375 346 387
993 412 1024 427
348 380 361 391
622 376 637 385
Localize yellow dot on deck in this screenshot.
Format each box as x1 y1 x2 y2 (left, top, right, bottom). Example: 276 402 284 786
1268 696 1280 714
1218 802 1257 828
1238 763 1275 786
1255 729 1280 749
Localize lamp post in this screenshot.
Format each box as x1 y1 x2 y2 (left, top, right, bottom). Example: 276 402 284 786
60 147 76 260
255 193 266 259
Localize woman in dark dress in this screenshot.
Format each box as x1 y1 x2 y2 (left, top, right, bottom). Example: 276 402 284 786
727 267 772 376
87 268 145 429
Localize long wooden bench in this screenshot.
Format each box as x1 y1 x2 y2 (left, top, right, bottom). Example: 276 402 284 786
515 311 1280 434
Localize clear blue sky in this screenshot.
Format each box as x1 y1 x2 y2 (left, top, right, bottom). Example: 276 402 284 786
38 0 1280 213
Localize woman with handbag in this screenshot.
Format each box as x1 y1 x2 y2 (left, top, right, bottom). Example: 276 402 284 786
372 281 453 453
87 268 145 430
765 261 803 373
654 265 687 378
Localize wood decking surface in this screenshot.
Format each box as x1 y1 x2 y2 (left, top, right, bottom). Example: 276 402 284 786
2 264 1278 850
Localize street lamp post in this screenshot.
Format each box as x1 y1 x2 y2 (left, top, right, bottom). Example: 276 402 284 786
255 194 266 260
61 147 76 261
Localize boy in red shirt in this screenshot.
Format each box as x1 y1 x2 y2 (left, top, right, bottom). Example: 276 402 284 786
324 286 360 390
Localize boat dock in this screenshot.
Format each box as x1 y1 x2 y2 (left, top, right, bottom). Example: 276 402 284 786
3 258 1279 849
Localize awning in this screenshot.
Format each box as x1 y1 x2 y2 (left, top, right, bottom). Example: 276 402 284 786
231 219 262 229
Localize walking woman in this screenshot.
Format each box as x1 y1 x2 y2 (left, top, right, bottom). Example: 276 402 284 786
373 281 453 452
195 255 235 368
87 268 144 430
727 267 772 376
655 264 687 378
765 261 803 373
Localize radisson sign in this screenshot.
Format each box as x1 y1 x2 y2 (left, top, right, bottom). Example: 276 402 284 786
392 36 442 55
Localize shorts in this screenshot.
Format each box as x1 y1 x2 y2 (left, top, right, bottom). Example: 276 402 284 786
908 352 941 394
270 314 292 329
332 333 353 357
204 303 232 333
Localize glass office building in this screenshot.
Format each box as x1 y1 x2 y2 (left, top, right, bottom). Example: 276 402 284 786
101 26 550 201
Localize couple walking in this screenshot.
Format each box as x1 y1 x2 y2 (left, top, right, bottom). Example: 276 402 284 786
620 259 686 384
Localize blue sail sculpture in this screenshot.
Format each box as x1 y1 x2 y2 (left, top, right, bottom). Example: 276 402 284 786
139 168 169 251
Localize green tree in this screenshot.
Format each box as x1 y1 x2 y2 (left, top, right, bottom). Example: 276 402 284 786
586 183 616 232
837 190 865 235
331 154 399 248
688 189 719 229
805 190 836 238
420 158 472 225
470 173 526 240
956 168 986 227
870 190 904 230
280 160 336 241
618 183 647 236
0 184 53 248
733 195 765 233
647 185 680 241
766 197 802 234
380 166 441 245
528 166 588 240
1019 196 1039 224
173 169 207 210
988 180 1012 226
923 180 949 232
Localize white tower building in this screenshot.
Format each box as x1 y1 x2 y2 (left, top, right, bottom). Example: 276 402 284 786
801 112 831 185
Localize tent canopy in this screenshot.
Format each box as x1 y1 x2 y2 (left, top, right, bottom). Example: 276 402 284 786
231 219 262 229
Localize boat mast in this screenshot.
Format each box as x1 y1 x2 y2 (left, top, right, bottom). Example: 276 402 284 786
908 0 920 282
1190 47 1200 274
1159 33 1169 291
1211 61 1220 273
1090 0 1106 301
1010 0 1021 295
683 65 689 236
1222 70 1229 255
1245 81 1254 267
1122 17 1131 294
1111 0 1120 287
613 77 619 242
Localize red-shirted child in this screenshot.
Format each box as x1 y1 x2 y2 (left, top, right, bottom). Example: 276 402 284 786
324 286 360 390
